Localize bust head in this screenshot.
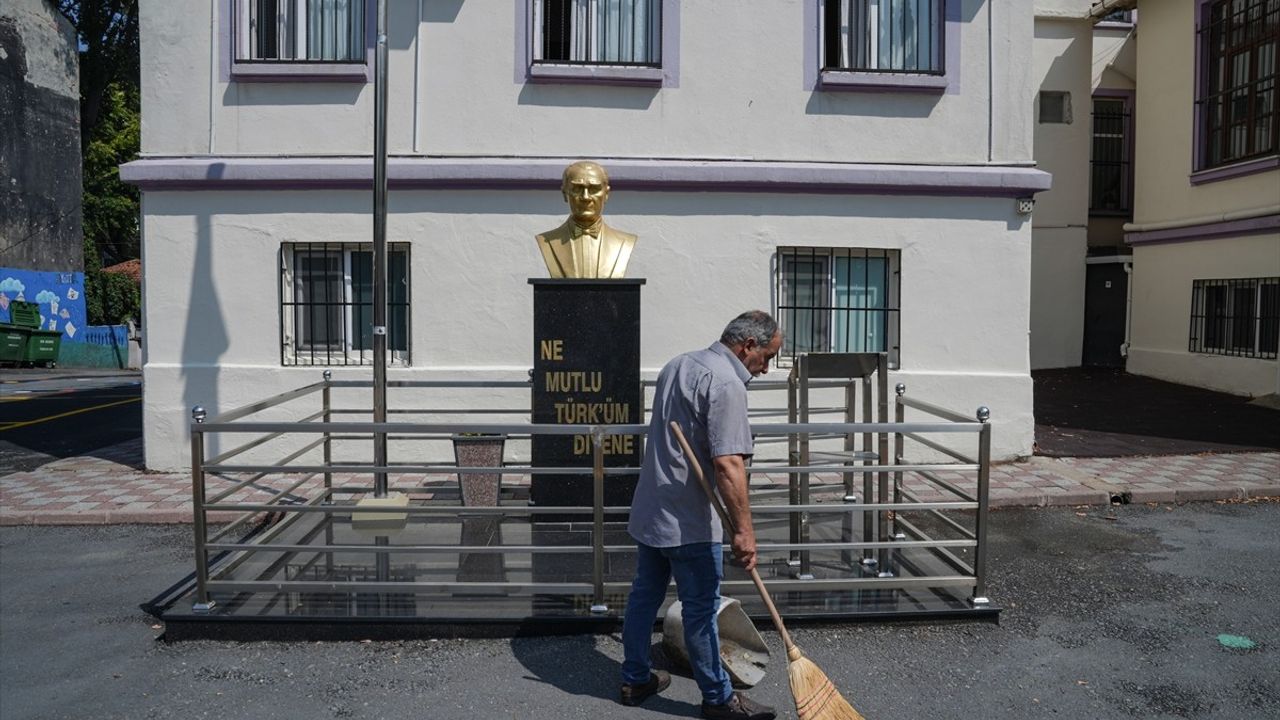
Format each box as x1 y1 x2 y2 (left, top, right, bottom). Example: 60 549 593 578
561 161 610 228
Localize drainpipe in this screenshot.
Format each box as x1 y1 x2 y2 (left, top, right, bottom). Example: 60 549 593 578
1120 261 1133 359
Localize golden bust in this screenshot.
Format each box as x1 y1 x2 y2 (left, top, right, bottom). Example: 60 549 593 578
536 161 637 279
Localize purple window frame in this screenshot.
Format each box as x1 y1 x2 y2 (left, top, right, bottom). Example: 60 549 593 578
1190 0 1280 184
515 0 680 87
806 0 960 93
222 0 376 83
1090 88 1136 217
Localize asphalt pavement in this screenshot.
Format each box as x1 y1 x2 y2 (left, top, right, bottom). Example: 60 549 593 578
1 502 1275 720
0 371 142 475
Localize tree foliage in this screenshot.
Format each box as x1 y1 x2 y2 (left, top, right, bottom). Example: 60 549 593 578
57 1 141 323
56 0 139 150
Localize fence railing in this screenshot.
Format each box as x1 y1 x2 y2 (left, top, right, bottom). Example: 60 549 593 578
187 372 992 617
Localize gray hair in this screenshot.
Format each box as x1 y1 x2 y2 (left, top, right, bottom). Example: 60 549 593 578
720 310 778 347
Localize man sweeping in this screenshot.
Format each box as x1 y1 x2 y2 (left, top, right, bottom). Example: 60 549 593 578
620 310 782 720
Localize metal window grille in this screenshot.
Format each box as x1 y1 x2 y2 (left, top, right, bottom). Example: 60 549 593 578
280 243 411 366
1100 9 1134 23
237 0 366 63
1090 97 1132 213
822 0 944 74
1198 0 1280 169
1189 277 1280 359
775 248 901 367
533 0 662 66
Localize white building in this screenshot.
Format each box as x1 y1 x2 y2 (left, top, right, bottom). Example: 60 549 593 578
1088 0 1279 396
123 0 1053 471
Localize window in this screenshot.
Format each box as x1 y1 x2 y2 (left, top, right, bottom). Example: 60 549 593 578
1099 9 1134 24
1197 0 1280 169
281 243 410 366
1039 91 1073 124
775 248 901 366
231 0 370 80
822 0 944 74
1090 97 1132 213
532 0 662 66
1189 277 1280 359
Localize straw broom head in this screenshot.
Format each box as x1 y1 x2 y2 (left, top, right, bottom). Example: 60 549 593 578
787 647 866 720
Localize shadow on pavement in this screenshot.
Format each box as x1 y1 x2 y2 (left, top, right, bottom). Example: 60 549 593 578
1034 367 1280 457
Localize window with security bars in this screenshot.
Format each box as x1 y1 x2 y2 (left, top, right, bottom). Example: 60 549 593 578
775 248 901 367
236 0 366 63
532 0 662 66
1197 0 1280 169
1189 277 1280 359
822 0 944 74
280 243 410 366
1090 97 1132 213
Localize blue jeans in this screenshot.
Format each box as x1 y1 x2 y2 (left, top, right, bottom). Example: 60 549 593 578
621 541 733 705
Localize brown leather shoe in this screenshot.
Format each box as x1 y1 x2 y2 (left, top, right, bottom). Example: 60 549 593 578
619 670 671 706
701 691 777 720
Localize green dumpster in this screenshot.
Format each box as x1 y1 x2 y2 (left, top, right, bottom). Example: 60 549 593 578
0 324 27 364
7 301 60 367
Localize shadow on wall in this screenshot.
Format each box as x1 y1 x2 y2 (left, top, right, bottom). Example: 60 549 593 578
181 212 229 457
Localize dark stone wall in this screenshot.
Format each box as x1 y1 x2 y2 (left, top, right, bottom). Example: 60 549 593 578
0 2 83 272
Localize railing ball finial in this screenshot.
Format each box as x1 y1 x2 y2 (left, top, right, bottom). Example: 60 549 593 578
976 406 990 423
192 405 206 424
895 382 906 396
323 369 332 381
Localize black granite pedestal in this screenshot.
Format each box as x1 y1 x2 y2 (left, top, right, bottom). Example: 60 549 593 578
529 279 644 519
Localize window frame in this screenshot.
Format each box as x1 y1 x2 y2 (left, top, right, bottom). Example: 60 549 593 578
225 0 375 83
521 0 678 87
1089 91 1135 216
773 247 902 369
1192 0 1280 180
814 0 957 93
280 242 412 367
1188 276 1280 359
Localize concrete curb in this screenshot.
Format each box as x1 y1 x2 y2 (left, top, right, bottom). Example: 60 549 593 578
0 510 243 527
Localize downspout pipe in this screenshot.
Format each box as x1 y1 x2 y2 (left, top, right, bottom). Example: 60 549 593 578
1120 261 1133 359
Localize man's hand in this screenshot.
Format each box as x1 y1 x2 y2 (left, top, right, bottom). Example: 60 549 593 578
730 528 758 571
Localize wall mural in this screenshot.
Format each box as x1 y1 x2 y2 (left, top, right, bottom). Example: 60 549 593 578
0 268 87 341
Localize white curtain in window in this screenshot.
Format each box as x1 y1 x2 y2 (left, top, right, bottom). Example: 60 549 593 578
839 0 938 72
596 0 659 63
834 258 887 353
307 0 364 61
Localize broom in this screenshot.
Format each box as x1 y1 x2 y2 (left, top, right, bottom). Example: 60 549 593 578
670 421 866 720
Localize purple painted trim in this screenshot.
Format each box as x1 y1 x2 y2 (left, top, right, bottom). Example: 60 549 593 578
119 156 1052 197
516 0 679 88
807 0 960 95
222 0 375 83
1189 154 1280 185
1125 213 1280 245
528 64 664 86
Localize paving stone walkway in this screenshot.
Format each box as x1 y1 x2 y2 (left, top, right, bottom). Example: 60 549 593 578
0 437 1275 525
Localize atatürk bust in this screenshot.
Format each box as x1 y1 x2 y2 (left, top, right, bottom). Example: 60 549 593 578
536 161 637 279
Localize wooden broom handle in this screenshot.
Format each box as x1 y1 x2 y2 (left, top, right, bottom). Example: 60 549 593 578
668 421 798 656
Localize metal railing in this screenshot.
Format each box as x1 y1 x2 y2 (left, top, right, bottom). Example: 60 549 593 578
186 372 993 617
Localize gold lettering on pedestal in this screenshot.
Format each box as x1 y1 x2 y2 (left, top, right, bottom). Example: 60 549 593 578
573 434 636 456
544 371 603 393
553 399 630 424
540 339 565 361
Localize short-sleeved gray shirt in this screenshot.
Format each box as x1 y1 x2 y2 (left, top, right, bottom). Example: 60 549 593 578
628 342 754 547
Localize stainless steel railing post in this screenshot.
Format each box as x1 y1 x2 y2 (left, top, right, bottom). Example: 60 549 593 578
590 426 608 614
973 406 992 606
322 370 332 497
190 406 215 613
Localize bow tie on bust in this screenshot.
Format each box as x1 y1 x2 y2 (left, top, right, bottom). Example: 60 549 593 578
572 222 603 239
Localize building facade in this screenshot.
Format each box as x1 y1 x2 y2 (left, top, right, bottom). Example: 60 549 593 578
1100 0 1279 396
123 0 1051 470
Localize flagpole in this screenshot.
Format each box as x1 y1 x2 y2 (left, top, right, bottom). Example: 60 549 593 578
372 0 389 498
